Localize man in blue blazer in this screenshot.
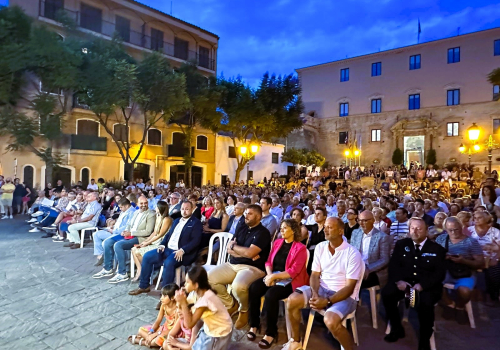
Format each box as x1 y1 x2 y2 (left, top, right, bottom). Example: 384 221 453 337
129 201 202 295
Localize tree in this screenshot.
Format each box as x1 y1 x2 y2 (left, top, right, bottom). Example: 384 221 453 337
0 7 81 185
426 148 437 165
488 68 500 100
392 148 404 165
76 39 188 181
303 149 325 169
281 147 306 167
166 62 222 187
216 73 304 181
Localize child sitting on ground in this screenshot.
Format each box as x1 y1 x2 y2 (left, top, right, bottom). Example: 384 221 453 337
163 301 201 350
174 266 233 350
128 283 179 347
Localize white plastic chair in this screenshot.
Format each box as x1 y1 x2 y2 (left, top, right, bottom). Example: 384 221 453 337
203 232 233 273
79 209 102 248
156 265 185 290
358 285 380 328
303 309 358 350
443 283 476 328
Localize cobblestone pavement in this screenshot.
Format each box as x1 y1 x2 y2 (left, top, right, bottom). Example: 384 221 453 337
1 217 499 350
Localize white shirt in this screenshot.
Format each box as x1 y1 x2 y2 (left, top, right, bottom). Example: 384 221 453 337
437 201 449 214
414 238 427 251
270 205 283 222
312 238 365 300
373 221 388 234
360 229 374 263
225 205 235 216
305 214 317 225
130 210 146 232
326 204 337 217
168 217 189 250
136 183 145 189
87 183 98 191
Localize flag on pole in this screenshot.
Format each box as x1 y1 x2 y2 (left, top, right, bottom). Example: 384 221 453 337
418 18 421 43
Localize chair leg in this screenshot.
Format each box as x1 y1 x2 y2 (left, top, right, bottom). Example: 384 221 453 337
369 288 378 329
80 230 85 249
351 316 359 346
302 310 315 350
385 321 391 335
130 254 135 278
465 301 476 328
156 266 163 290
430 322 437 350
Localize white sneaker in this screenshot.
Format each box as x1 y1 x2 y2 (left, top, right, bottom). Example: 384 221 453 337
9 215 13 219
282 339 302 350
29 228 41 232
108 273 129 284
1 216 8 220
92 269 114 279
32 211 44 217
50 223 57 227
27 218 37 223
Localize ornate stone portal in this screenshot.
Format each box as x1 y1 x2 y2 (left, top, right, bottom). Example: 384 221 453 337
390 115 439 151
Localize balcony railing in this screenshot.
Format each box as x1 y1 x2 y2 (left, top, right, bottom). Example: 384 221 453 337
38 0 216 71
71 134 107 151
168 145 194 157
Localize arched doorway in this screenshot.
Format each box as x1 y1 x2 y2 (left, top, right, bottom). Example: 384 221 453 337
51 167 72 188
23 165 34 188
81 168 90 188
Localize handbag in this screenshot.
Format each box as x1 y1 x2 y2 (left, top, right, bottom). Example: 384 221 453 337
445 236 472 279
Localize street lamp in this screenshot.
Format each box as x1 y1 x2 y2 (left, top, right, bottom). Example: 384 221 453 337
239 142 260 183
344 148 361 167
467 123 480 142
461 123 500 173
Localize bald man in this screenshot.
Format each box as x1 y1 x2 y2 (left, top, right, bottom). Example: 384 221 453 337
285 217 364 350
349 210 391 289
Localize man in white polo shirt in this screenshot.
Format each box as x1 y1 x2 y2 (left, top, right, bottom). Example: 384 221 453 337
284 217 364 350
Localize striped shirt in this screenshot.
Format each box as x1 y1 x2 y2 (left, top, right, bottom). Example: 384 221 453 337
390 220 409 241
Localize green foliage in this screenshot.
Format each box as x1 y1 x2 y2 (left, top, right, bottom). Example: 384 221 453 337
214 73 304 181
281 147 306 165
304 149 325 168
392 148 404 165
426 148 437 165
488 68 500 101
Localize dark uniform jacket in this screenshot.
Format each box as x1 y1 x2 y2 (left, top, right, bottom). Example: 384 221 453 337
388 238 446 296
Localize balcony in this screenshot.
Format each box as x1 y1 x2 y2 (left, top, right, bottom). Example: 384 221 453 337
38 1 216 71
168 145 194 158
71 134 107 151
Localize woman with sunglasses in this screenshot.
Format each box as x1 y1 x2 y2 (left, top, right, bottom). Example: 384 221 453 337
344 208 359 242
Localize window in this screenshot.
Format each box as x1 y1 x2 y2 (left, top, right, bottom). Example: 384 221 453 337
113 124 128 142
151 28 164 51
44 0 64 21
447 89 460 106
371 62 381 76
447 122 459 137
339 131 348 144
272 153 279 164
371 99 381 113
228 146 236 158
409 54 421 70
339 102 349 117
340 68 349 82
494 85 500 100
495 40 500 56
40 81 63 95
409 94 420 110
80 3 102 33
196 135 208 150
77 120 99 136
494 119 500 134
371 129 381 142
199 46 210 69
147 129 162 145
448 47 460 63
115 15 130 43
174 37 189 60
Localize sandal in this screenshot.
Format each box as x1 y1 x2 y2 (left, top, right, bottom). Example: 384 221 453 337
246 326 261 341
258 334 278 349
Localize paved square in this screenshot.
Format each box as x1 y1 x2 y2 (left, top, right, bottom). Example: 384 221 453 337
0 218 498 350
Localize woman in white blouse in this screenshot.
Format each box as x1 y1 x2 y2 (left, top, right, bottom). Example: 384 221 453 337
372 207 389 234
225 195 236 216
468 211 500 305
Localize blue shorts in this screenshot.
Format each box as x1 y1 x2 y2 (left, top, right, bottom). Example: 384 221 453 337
444 271 476 290
298 285 357 319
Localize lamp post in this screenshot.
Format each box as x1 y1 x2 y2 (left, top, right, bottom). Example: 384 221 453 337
239 143 259 183
344 148 361 168
460 123 499 173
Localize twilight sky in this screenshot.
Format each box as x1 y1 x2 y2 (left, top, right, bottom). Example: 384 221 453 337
139 0 500 87
3 0 500 86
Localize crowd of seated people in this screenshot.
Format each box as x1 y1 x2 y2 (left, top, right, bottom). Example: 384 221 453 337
8 166 500 350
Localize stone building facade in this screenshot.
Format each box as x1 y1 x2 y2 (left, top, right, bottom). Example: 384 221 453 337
290 27 500 171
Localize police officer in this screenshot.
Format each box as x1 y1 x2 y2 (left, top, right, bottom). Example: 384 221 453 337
382 217 446 350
